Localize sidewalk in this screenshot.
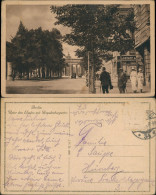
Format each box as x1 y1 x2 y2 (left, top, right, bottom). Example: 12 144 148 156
95 80 151 94
6 78 151 94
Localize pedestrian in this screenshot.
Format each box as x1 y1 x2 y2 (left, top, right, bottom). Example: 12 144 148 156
96 73 99 80
137 68 144 93
130 67 137 93
100 67 112 94
118 68 127 93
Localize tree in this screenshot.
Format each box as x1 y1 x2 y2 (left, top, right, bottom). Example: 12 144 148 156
6 22 66 80
9 21 29 79
50 5 135 93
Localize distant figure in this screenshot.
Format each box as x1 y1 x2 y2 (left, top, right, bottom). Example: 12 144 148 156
100 67 112 94
12 70 16 81
118 68 127 93
96 73 100 80
130 67 137 93
137 68 144 93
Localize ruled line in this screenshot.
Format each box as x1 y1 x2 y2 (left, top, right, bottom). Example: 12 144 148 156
85 171 144 173
76 145 143 147
76 156 144 157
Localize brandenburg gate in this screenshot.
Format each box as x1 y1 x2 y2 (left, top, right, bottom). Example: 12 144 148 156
62 53 85 77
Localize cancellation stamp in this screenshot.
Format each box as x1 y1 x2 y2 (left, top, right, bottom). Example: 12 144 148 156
132 110 156 140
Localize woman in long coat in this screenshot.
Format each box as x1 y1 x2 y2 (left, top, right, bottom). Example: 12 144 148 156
137 68 144 93
130 67 137 93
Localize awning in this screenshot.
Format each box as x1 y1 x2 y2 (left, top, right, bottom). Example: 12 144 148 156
135 36 150 49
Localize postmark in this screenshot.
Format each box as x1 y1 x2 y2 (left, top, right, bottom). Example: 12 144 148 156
132 110 156 140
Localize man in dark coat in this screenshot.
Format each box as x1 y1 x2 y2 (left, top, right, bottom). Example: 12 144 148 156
118 68 127 93
100 67 112 94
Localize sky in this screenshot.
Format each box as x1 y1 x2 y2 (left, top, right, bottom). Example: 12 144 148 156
6 5 80 58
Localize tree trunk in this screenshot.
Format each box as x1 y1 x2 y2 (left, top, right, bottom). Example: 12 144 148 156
19 70 22 79
59 64 62 78
49 68 51 79
38 67 41 78
52 71 54 79
27 69 29 80
90 42 96 93
90 65 96 93
46 68 50 79
42 67 45 79
120 53 122 69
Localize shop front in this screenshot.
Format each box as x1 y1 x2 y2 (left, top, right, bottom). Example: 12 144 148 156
115 55 136 78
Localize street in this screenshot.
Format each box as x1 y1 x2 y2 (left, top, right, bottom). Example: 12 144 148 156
6 77 88 94
6 77 150 94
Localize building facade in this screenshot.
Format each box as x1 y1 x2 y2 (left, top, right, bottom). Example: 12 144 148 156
113 51 136 76
63 53 85 77
102 51 136 85
134 4 150 86
106 4 151 86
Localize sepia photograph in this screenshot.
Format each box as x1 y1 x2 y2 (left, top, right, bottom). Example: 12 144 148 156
1 1 155 96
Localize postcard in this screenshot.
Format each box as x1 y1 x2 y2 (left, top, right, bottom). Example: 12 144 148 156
1 98 155 194
1 0 155 97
